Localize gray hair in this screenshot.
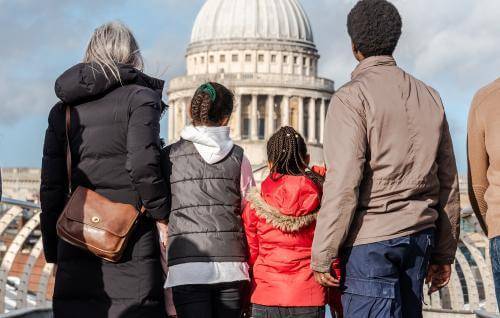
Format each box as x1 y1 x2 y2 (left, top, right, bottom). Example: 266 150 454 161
84 21 144 82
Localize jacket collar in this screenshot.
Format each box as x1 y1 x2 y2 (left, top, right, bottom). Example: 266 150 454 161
246 187 318 233
351 55 397 79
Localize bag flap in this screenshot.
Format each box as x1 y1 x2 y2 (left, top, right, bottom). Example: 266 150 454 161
63 187 139 237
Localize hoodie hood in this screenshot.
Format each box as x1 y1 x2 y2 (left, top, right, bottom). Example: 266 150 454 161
54 63 165 105
246 174 322 232
180 125 234 164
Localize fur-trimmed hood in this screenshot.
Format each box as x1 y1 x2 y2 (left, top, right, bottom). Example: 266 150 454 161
246 174 322 232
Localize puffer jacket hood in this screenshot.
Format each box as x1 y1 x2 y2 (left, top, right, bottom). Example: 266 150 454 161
247 174 321 232
54 63 165 105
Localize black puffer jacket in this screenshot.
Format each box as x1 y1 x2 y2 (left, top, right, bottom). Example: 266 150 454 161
40 63 169 318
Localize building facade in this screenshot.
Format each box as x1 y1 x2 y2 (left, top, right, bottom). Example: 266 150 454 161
0 168 40 203
167 0 335 165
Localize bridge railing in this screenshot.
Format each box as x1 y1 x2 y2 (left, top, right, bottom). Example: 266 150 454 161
422 213 499 317
0 197 53 314
1 187 499 317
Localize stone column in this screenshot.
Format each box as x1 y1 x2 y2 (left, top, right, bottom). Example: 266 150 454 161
266 95 275 138
233 94 242 140
281 96 290 127
206 53 210 73
308 98 316 143
181 98 188 128
250 94 258 140
168 100 175 143
320 98 326 144
298 96 304 135
254 52 258 74
174 101 183 140
239 53 244 73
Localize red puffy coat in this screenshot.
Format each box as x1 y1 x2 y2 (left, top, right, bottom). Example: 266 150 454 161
243 173 327 307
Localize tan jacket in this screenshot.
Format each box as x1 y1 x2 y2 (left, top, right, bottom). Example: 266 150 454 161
311 56 461 272
467 78 500 239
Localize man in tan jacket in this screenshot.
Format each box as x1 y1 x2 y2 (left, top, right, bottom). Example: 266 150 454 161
468 79 500 309
311 1 461 317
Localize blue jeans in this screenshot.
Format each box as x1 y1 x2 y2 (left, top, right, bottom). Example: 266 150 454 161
341 228 434 318
491 237 500 311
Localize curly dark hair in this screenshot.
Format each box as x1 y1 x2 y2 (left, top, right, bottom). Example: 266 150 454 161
347 0 402 57
190 82 234 126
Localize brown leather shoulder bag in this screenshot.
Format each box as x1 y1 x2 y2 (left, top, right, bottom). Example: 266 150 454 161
56 105 145 262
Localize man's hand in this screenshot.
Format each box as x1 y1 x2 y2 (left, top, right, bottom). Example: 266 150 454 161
426 264 452 295
313 271 340 287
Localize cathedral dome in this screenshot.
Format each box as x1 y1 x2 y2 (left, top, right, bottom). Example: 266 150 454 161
190 0 314 46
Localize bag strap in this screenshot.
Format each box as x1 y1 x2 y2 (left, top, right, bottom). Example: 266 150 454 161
65 105 72 195
65 105 147 214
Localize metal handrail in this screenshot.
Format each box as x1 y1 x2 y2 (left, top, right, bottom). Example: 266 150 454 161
0 166 270 209
475 310 500 318
0 306 52 318
252 164 268 174
1 197 40 210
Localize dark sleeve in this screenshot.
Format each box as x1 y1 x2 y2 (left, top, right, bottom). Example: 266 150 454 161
40 104 68 263
126 89 170 220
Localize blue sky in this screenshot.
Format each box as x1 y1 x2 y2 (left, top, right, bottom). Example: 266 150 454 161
1 0 500 173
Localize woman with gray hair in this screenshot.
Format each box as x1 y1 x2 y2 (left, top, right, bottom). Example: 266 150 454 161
40 21 170 317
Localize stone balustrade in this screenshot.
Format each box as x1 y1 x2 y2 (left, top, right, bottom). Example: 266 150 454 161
168 72 335 93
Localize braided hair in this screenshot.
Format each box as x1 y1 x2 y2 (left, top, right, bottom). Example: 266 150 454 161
267 126 309 175
190 82 234 126
267 126 324 186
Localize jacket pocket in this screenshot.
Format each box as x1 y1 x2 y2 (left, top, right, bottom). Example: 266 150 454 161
344 277 396 299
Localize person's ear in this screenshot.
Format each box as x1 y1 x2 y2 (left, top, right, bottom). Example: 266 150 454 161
351 42 365 62
305 154 311 166
220 116 230 126
268 161 273 171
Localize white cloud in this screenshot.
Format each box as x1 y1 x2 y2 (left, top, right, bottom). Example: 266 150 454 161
302 0 500 171
398 0 500 88
305 0 500 91
0 1 123 125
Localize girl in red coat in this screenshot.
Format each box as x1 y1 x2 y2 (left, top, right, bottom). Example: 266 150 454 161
243 126 341 318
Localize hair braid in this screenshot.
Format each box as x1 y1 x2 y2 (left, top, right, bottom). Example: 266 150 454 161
190 94 203 126
189 82 234 126
267 126 309 177
199 94 211 124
